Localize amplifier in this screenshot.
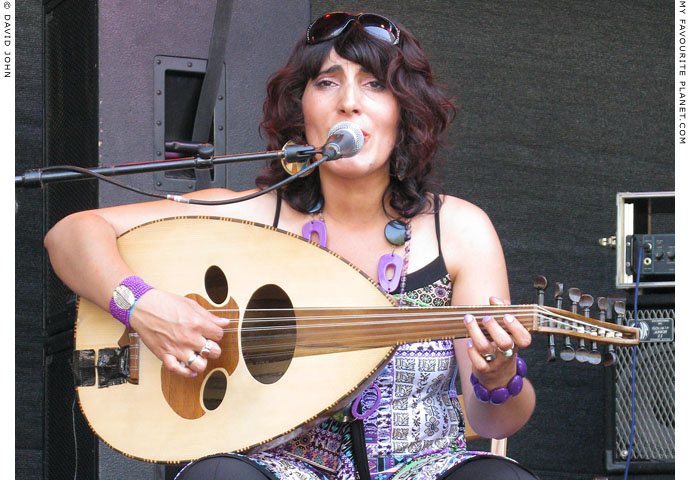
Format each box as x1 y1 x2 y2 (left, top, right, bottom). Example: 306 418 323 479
626 233 675 277
605 192 675 290
606 301 674 474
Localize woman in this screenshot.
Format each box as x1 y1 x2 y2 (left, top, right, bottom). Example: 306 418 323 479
45 12 537 480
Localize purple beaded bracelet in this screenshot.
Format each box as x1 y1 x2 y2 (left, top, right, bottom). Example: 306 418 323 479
108 276 154 328
470 356 527 405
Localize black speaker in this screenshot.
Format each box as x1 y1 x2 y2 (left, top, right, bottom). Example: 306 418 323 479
44 330 99 480
40 1 310 478
43 0 100 335
16 2 48 477
89 0 310 208
605 295 675 474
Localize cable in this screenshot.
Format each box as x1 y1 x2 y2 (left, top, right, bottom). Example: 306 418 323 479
39 151 326 206
72 393 78 480
623 245 643 479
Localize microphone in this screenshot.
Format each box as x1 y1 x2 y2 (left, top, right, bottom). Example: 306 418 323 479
321 122 365 160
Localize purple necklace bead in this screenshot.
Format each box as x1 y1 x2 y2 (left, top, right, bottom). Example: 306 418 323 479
350 383 382 420
301 209 411 303
378 252 403 293
302 219 327 247
396 221 412 305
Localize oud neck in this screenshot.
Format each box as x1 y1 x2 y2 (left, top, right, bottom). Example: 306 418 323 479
292 304 539 355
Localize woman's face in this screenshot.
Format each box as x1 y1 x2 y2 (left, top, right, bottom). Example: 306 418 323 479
301 49 400 180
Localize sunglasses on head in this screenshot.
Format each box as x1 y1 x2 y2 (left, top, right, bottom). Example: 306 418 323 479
306 12 400 45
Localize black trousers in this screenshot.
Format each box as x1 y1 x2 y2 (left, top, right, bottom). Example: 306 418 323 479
174 453 540 480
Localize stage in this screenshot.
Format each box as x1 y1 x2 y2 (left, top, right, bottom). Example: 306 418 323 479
13 1 678 479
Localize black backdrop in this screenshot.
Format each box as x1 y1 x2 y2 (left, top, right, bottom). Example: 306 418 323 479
307 3 675 478
15 1 675 479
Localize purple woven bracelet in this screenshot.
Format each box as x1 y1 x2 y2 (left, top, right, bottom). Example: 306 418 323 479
470 356 527 405
108 276 154 328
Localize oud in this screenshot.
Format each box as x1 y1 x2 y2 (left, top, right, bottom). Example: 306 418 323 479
72 217 638 463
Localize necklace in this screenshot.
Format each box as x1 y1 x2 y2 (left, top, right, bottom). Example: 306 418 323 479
302 211 411 305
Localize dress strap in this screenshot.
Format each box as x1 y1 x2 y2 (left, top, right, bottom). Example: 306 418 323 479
350 420 372 480
272 190 282 228
434 193 443 256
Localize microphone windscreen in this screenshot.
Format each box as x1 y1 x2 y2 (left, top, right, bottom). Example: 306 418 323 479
326 121 364 158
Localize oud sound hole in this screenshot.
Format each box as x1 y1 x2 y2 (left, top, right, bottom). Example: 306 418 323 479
242 284 296 384
202 370 227 411
204 265 229 304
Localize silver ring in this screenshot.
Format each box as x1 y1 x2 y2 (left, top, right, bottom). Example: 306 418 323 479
199 339 212 356
186 353 199 367
497 341 515 358
482 350 496 363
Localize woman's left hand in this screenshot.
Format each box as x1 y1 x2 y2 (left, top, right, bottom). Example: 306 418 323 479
463 295 532 390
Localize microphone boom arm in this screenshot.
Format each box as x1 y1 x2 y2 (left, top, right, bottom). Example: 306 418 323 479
15 143 319 189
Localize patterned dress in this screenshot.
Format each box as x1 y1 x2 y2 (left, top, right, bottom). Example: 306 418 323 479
187 195 495 479
246 257 493 479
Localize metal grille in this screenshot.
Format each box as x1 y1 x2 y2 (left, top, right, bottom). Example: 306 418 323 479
614 308 674 462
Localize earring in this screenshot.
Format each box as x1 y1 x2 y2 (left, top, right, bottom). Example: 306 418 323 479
394 155 408 181
281 157 315 177
281 141 315 177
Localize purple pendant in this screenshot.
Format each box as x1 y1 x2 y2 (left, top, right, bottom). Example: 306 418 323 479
378 253 403 293
302 219 327 247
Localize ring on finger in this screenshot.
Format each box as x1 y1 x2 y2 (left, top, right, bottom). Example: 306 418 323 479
482 349 496 363
199 339 212 356
497 341 515 358
186 353 199 367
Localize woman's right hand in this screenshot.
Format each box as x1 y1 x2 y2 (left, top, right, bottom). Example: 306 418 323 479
128 289 230 377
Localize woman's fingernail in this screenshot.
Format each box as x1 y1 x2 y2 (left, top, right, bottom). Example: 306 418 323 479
468 339 473 348
505 314 515 323
190 372 198 377
464 314 474 324
490 296 501 303
482 316 492 323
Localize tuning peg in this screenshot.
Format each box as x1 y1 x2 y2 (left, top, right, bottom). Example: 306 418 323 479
584 297 606 366
554 282 564 308
599 321 616 364
596 296 608 314
554 282 564 305
614 300 626 319
604 347 618 367
579 294 593 312
605 300 627 367
533 275 548 305
557 286 576 361
546 281 564 362
575 294 594 363
597 297 617 367
533 275 556 362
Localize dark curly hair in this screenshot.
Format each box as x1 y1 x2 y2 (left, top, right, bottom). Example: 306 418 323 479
256 17 455 218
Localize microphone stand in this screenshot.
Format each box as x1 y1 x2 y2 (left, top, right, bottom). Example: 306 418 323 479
15 142 318 189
